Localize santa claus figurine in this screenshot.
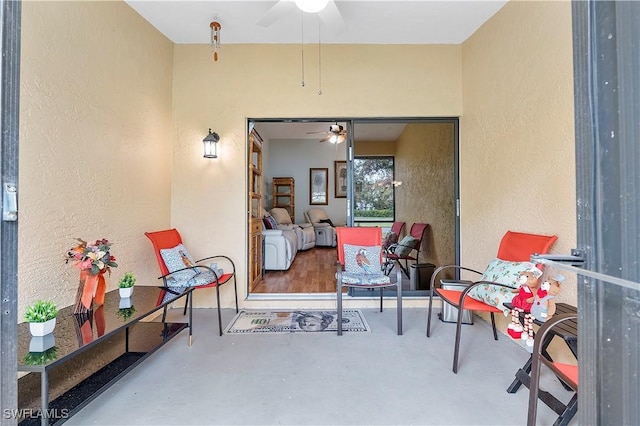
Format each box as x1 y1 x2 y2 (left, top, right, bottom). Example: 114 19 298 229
507 267 542 339
523 274 565 352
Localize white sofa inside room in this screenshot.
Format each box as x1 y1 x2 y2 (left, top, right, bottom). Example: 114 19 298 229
261 208 315 271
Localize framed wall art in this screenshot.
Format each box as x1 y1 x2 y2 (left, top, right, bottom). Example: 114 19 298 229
309 168 328 205
334 161 347 198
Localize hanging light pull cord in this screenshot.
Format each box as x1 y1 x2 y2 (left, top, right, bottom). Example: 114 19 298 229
318 20 322 95
301 12 305 87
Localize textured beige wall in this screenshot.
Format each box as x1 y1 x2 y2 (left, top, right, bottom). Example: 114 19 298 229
395 123 456 273
172 43 462 307
18 1 174 317
354 140 396 156
461 0 576 306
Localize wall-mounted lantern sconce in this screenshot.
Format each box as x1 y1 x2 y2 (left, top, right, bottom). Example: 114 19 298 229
203 129 220 158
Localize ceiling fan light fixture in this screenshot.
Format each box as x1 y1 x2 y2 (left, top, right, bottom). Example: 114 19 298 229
295 0 329 14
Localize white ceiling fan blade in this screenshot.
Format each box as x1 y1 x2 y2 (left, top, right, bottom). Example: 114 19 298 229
319 134 332 143
256 0 297 27
317 0 347 35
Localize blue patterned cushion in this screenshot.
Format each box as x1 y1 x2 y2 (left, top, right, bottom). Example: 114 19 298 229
467 258 542 314
341 244 389 285
159 244 218 302
341 272 391 285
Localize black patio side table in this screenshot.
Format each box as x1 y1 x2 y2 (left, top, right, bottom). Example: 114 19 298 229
17 286 193 426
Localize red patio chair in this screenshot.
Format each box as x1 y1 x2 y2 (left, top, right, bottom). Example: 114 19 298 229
336 227 403 335
528 313 579 426
426 230 558 373
385 222 429 278
145 228 238 336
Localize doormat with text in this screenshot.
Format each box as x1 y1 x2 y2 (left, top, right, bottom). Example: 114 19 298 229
224 309 370 334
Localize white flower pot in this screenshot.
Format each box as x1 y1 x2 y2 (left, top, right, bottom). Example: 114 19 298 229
29 318 56 337
119 287 133 298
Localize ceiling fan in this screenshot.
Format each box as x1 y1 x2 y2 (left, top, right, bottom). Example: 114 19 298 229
257 0 347 35
307 123 347 143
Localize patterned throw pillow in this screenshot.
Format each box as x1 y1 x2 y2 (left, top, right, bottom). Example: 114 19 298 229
382 231 398 250
341 244 391 285
393 235 418 257
467 258 542 315
262 214 278 230
159 244 218 302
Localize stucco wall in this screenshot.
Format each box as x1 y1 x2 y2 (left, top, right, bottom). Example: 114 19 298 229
461 0 576 305
354 140 396 157
395 123 456 272
18 1 174 317
171 43 462 308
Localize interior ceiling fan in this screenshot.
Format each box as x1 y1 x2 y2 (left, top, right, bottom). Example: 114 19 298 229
257 0 347 35
307 123 347 143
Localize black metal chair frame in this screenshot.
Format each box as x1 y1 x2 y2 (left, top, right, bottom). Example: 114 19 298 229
527 312 579 426
384 223 428 278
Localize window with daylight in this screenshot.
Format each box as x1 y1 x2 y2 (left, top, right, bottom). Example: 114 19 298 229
353 156 395 227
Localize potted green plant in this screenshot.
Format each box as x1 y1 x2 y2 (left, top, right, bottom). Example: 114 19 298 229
118 272 136 298
24 300 58 336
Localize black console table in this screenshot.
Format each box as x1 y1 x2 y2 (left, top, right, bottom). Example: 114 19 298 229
17 286 193 425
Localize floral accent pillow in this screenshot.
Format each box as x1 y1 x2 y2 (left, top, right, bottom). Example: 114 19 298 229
159 244 217 302
467 258 542 315
341 244 390 285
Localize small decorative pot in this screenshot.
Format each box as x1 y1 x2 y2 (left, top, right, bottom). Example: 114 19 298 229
29 318 56 337
119 287 133 298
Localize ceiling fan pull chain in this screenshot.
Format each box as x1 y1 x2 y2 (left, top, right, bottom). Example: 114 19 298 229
317 20 322 95
301 12 305 87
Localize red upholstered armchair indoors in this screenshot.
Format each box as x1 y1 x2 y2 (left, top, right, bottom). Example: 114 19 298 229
145 228 238 336
426 230 558 373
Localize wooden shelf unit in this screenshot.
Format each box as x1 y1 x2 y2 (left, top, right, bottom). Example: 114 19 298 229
248 129 263 290
272 177 295 222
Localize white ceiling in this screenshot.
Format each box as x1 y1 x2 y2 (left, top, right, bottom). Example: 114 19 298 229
125 0 507 140
125 0 508 45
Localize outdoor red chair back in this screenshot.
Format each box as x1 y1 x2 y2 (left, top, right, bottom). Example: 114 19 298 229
390 221 406 237
408 222 429 243
144 228 183 277
497 230 558 262
336 226 383 266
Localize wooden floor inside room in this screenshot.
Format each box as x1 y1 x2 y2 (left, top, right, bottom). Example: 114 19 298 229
252 246 340 293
